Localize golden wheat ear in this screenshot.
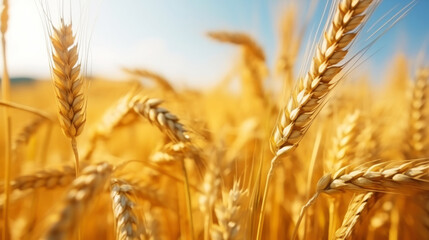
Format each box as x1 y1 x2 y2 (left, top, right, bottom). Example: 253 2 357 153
43 162 113 240
50 19 86 176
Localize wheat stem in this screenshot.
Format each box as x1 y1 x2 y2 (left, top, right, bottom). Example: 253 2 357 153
1 0 10 238
2 118 11 240
71 138 80 177
181 158 195 240
259 1 376 238
0 101 53 120
256 154 278 239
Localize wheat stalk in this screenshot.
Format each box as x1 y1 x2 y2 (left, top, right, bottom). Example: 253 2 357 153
260 1 377 238
294 159 429 239
50 19 86 176
133 96 189 142
110 179 142 240
271 0 375 157
43 162 112 240
1 0 11 238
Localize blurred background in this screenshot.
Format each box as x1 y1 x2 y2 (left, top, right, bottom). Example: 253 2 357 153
2 0 429 87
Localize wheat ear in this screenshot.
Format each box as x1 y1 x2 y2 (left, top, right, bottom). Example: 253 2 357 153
208 31 266 100
271 0 374 157
335 192 382 240
150 142 188 164
326 110 363 239
199 164 221 240
327 110 362 171
319 160 429 194
207 31 265 61
404 67 429 158
84 90 140 160
123 68 176 94
43 162 112 240
50 19 85 176
7 117 47 186
0 165 75 194
133 96 189 142
111 179 142 240
210 181 248 240
259 1 376 238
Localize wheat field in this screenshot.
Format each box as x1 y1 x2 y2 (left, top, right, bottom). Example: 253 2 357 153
1 0 429 239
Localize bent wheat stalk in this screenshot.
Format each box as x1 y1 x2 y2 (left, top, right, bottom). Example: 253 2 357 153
50 19 86 177
259 0 377 238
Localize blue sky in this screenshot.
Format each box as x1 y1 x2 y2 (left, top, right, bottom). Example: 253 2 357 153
3 0 429 87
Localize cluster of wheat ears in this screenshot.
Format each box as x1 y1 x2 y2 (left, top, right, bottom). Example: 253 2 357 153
1 0 428 239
